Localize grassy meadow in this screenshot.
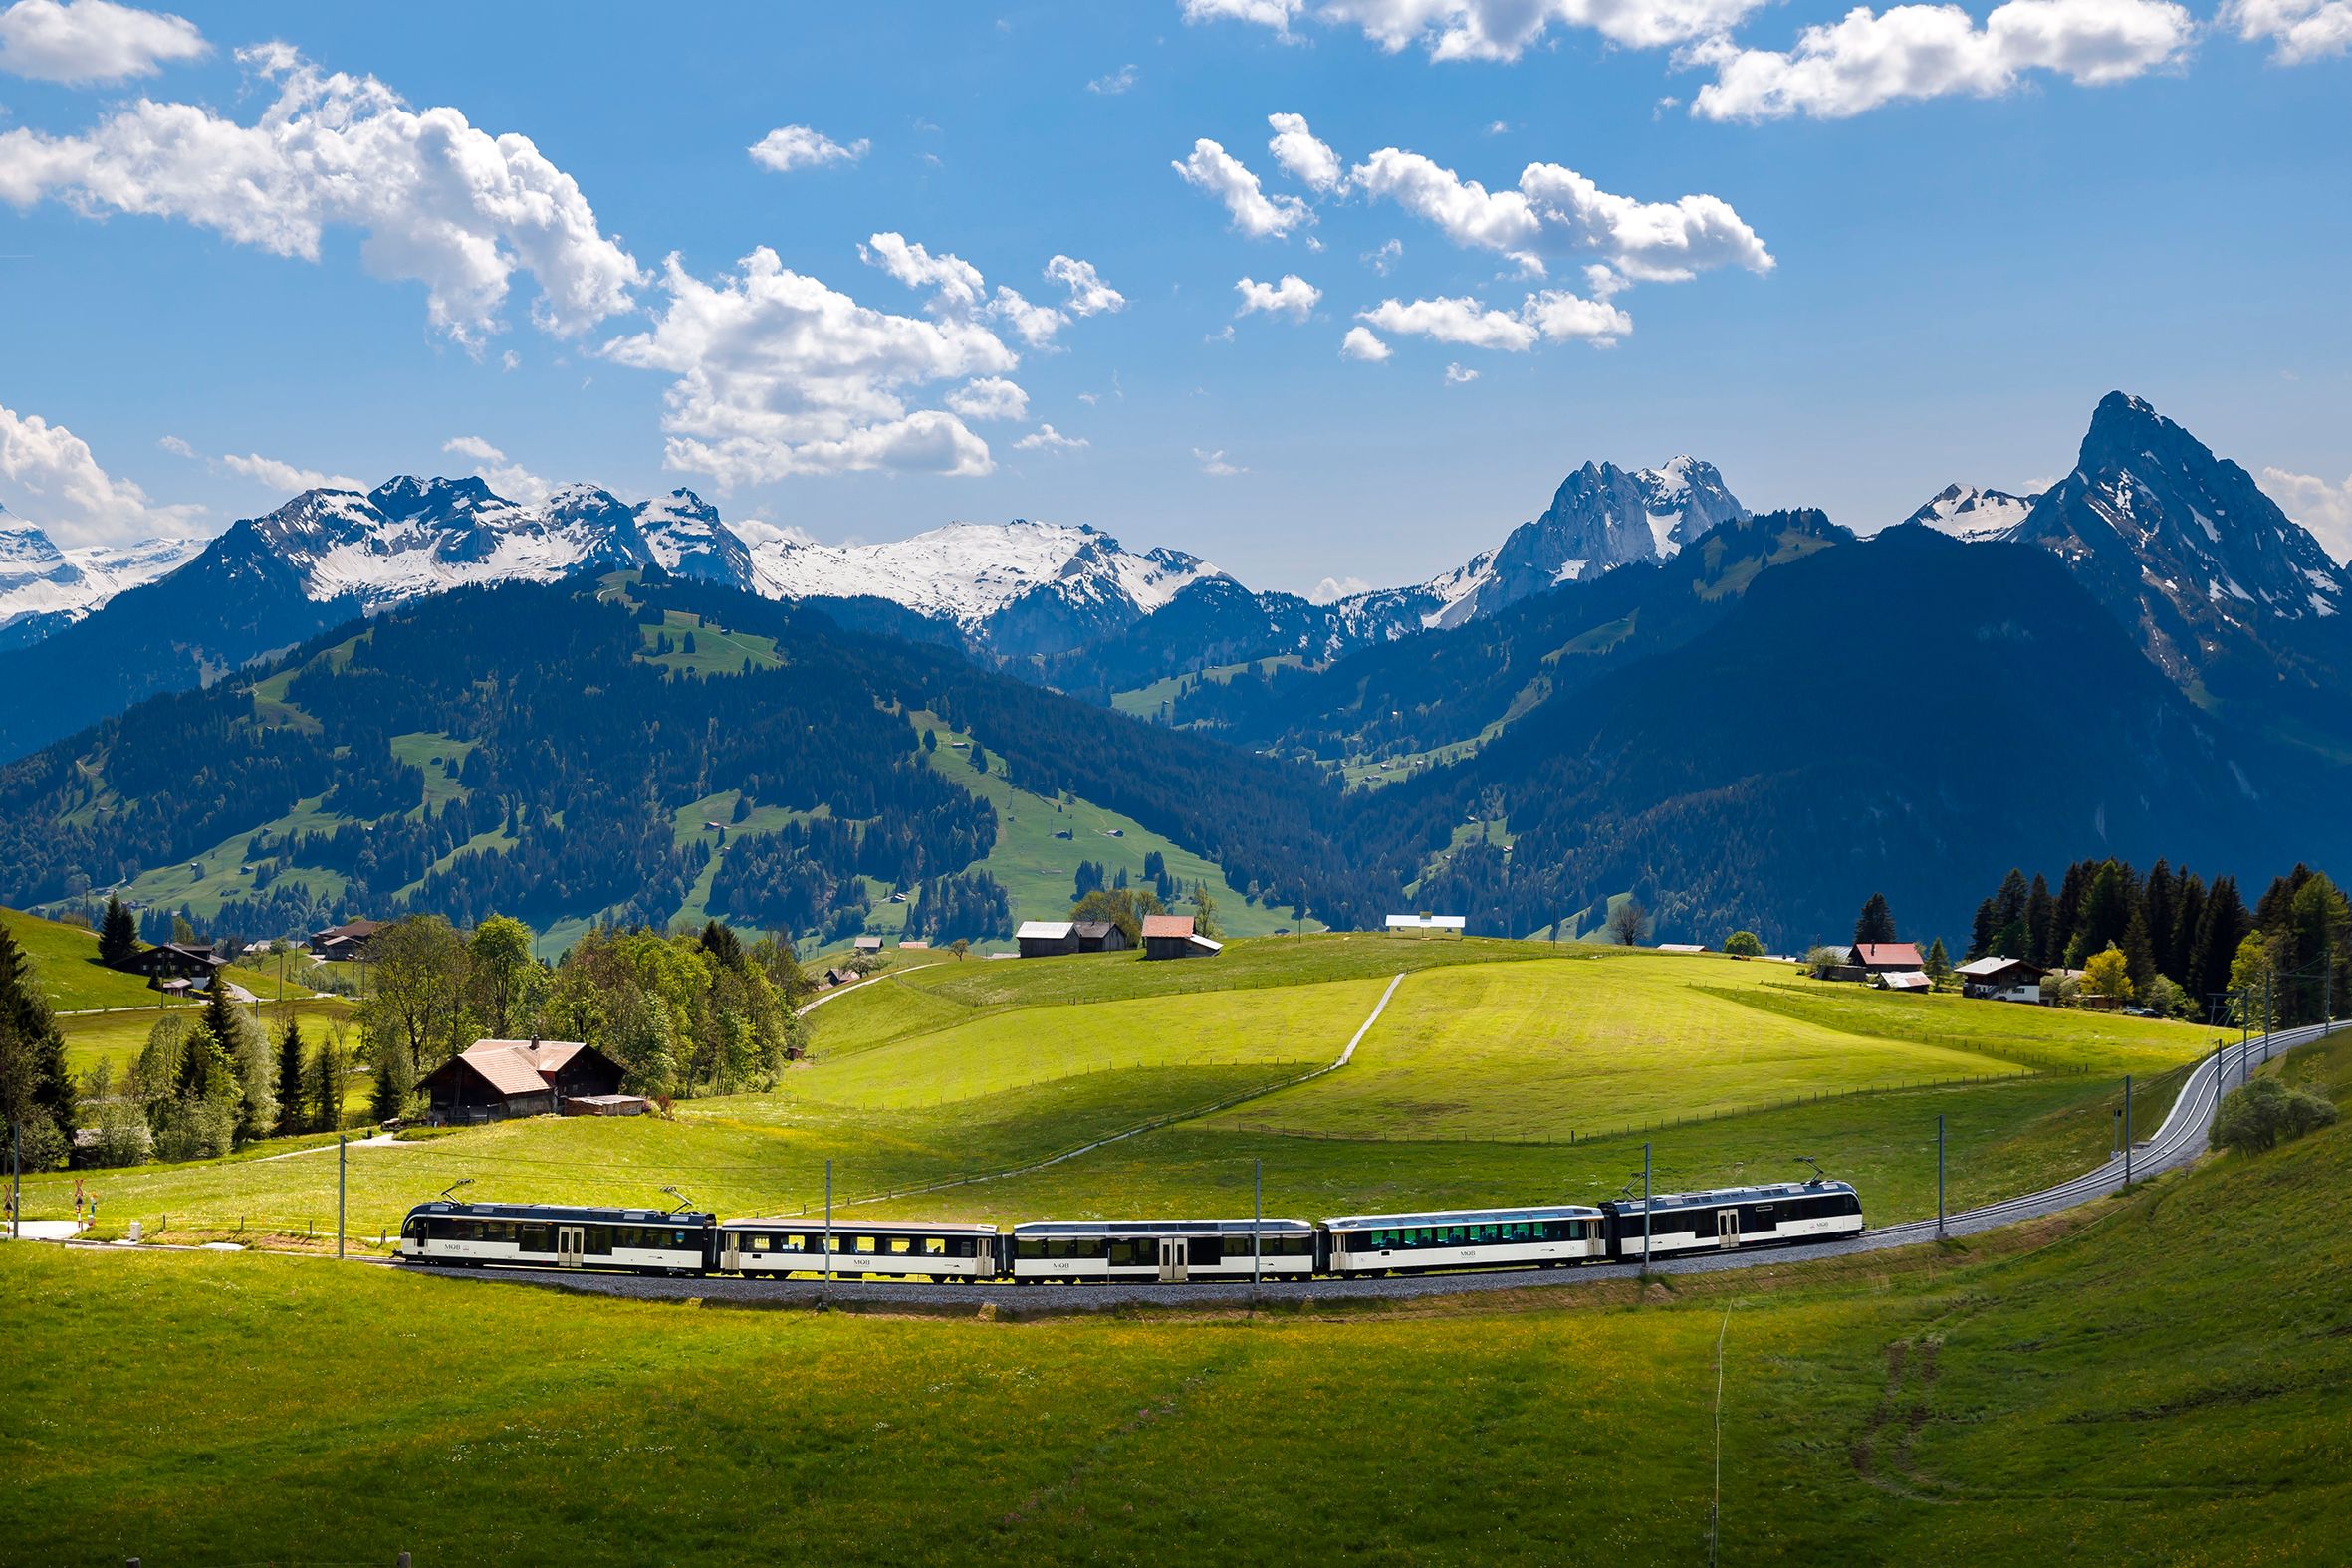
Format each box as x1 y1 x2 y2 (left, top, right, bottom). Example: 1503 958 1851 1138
15 936 2222 1248
5 1032 2348 1565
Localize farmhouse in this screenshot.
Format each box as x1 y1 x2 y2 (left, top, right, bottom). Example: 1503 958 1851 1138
1073 920 1130 954
1142 914 1222 962
1848 942 1925 975
118 942 228 989
309 918 383 961
852 935 884 955
1956 955 2047 1003
1872 970 1934 993
1016 920 1078 958
418 1038 628 1125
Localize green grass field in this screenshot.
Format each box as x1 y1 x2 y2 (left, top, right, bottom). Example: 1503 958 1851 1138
1108 655 1306 722
5 1033 2346 1565
636 607 785 678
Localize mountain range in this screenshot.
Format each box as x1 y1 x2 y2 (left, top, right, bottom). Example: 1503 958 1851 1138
2 391 2347 950
0 507 203 651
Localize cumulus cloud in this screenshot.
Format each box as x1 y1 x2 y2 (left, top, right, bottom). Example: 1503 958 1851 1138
1194 447 1246 476
0 45 642 346
218 451 363 494
748 123 869 172
946 376 1031 422
2262 467 2352 562
1087 62 1139 93
1350 146 1773 281
440 436 550 505
1267 111 1343 191
0 399 201 547
1309 573 1372 603
2225 0 2352 60
1046 254 1125 316
1364 237 1404 274
1190 0 1767 55
1014 423 1089 453
1340 326 1392 360
1235 273 1322 319
862 230 989 314
1444 361 1480 383
1686 0 2196 121
0 0 204 83
603 247 1017 486
1357 288 1632 351
1173 137 1311 238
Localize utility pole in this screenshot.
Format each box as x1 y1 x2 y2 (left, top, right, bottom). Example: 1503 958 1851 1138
1253 1158 1263 1298
2264 968 2274 1063
1936 1115 1946 1238
8 1119 18 1240
337 1132 348 1259
1641 1142 1653 1280
823 1159 833 1306
2123 1074 2133 1188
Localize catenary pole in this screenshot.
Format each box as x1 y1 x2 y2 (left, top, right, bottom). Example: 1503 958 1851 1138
9 1119 18 1240
337 1132 348 1258
1253 1157 1263 1296
1936 1115 1946 1238
2123 1075 2133 1188
823 1159 833 1304
1641 1142 1653 1279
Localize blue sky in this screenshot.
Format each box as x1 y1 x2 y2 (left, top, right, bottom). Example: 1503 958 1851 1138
1 0 2347 591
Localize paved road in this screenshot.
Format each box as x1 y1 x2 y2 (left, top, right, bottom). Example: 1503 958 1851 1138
399 1018 2342 1312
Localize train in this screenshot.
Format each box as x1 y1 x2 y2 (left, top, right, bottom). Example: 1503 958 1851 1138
396 1177 1864 1283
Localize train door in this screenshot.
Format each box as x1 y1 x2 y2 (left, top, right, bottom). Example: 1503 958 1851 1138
557 1226 585 1268
721 1232 742 1273
1716 1209 1741 1249
1158 1237 1187 1283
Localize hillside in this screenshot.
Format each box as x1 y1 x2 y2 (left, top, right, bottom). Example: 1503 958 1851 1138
5 973 2339 1564
0 575 1389 949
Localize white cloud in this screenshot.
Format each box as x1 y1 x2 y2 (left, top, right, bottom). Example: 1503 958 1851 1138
1045 254 1125 316
1087 62 1139 94
748 123 869 173
1309 573 1372 602
440 436 550 505
1364 237 1404 274
1267 112 1343 191
0 399 201 547
988 286 1069 346
1014 423 1089 453
2225 0 2352 60
1686 0 2196 121
1350 146 1772 282
0 0 205 84
1206 324 1238 342
1194 447 1246 476
1235 273 1322 319
861 231 988 314
1359 295 1538 350
1340 325 1393 360
2262 467 2352 562
1443 361 1480 383
500 349 521 372
947 376 1031 422
1173 137 1311 238
0 46 642 347
1197 0 1768 55
219 451 364 494
1486 119 1513 133
603 247 1014 486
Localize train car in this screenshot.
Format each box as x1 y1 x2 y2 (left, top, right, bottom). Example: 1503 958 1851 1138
1600 1180 1862 1261
717 1219 999 1282
1008 1218 1316 1283
398 1200 716 1274
1319 1205 1608 1275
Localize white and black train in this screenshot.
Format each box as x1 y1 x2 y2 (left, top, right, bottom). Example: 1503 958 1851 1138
398 1178 1864 1282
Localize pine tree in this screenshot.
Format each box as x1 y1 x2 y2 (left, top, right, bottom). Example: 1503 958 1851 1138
2190 876 2252 1008
275 1017 307 1136
1853 892 1897 946
2143 860 2178 980
0 923 77 1165
99 895 139 967
2026 873 2055 968
1925 937 1952 985
309 1033 347 1133
1968 899 1997 962
370 1035 413 1123
2123 905 2158 999
2168 870 2206 986
2050 862 2088 969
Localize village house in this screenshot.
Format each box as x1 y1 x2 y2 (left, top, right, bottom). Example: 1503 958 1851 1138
309 918 383 962
117 941 228 990
1142 914 1222 962
1848 942 1925 975
1956 955 2048 1004
417 1038 632 1125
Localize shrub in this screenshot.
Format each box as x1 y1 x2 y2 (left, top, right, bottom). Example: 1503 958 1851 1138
2211 1077 2339 1155
1723 930 1764 958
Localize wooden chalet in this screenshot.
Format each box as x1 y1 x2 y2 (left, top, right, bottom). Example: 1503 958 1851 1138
418 1038 626 1125
1016 920 1078 958
118 942 228 989
1142 915 1222 962
1072 920 1129 954
309 918 383 961
1955 955 2047 1003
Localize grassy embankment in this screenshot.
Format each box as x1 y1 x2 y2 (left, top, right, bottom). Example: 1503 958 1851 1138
17 940 2214 1246
4 1032 2345 1564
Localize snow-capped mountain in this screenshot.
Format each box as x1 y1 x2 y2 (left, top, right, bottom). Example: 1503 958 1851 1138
748 518 1228 657
0 506 203 649
1902 483 2040 544
1419 457 1748 628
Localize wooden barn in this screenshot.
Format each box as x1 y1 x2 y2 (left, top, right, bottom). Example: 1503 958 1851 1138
1142 915 1222 962
418 1038 626 1125
1017 920 1078 958
1072 920 1129 954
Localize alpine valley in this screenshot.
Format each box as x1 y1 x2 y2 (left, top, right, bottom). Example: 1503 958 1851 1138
3 391 2348 953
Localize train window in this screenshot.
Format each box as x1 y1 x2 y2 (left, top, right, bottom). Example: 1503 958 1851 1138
750 1233 771 1252
923 1237 947 1256
585 1228 611 1255
853 1236 876 1254
1016 1238 1046 1260
888 1237 913 1255
521 1225 549 1251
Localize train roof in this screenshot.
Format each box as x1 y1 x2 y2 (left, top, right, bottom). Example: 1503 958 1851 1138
1606 1180 1855 1216
1321 1204 1605 1231
403 1200 717 1226
723 1218 999 1234
1012 1218 1314 1237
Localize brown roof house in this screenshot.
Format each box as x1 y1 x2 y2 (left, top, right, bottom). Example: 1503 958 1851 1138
418 1038 628 1125
310 918 384 961
118 942 228 989
1848 942 1925 974
1141 914 1223 962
